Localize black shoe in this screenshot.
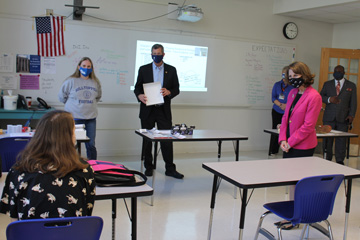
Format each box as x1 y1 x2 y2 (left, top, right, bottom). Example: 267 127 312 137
165 170 184 179
144 169 153 177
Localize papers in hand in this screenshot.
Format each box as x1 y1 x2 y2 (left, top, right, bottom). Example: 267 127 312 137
143 82 164 106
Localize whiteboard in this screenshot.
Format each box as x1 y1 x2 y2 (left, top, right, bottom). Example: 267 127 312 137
0 16 295 107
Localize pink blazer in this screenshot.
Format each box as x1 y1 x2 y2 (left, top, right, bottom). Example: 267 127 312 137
279 86 322 150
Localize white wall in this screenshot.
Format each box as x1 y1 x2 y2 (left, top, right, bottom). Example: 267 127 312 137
0 0 334 157
332 21 360 48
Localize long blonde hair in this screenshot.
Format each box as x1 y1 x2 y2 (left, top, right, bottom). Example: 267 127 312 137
14 110 88 178
68 57 101 88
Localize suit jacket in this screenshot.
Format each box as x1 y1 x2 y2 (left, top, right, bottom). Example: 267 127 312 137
279 86 322 150
320 79 357 123
134 62 180 120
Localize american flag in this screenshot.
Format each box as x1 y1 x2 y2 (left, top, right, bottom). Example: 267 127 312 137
35 16 65 57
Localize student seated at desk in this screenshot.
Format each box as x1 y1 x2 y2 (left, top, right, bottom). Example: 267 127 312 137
0 110 96 221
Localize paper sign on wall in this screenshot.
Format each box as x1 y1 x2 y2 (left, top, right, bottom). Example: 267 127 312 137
20 74 40 90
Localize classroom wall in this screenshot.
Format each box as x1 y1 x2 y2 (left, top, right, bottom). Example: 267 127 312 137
0 0 334 157
332 21 360 48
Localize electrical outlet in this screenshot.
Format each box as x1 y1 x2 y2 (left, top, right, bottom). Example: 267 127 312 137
46 9 54 15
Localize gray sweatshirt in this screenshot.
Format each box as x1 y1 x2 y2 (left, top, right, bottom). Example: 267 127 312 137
58 77 102 119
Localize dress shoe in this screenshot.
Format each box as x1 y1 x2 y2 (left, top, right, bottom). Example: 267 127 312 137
165 170 184 179
144 169 153 177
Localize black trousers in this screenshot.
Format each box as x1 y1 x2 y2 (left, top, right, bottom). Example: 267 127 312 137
270 109 283 155
140 106 176 171
322 120 348 164
283 147 315 158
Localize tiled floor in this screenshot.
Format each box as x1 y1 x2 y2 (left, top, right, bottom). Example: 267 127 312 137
1 150 360 239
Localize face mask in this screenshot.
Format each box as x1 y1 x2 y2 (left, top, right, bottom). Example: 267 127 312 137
282 73 285 79
289 77 304 88
79 67 92 77
152 55 163 64
333 72 344 80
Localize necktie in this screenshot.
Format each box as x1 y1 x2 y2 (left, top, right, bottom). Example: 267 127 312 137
336 80 340 95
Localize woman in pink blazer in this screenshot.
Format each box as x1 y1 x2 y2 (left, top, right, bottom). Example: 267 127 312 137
276 61 322 230
279 61 322 157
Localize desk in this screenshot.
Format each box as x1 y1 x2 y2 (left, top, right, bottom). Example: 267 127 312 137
135 129 248 205
202 157 360 240
0 173 153 240
0 108 54 129
76 137 90 156
0 134 90 156
264 129 358 162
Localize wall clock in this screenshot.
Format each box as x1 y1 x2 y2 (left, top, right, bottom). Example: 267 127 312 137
283 22 298 39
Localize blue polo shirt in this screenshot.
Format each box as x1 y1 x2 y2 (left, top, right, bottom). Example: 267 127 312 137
272 79 294 114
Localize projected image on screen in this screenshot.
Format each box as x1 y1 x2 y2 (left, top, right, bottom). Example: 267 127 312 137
134 40 208 92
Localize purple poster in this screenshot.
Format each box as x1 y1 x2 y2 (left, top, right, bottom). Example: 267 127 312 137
20 74 40 90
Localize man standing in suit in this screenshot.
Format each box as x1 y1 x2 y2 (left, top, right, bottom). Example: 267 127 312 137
320 65 357 165
134 44 184 179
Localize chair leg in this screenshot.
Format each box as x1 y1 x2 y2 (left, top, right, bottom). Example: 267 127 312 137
277 225 284 240
254 211 273 240
324 220 334 240
300 224 309 240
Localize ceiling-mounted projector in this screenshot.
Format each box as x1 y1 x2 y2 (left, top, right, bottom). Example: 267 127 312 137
177 5 203 22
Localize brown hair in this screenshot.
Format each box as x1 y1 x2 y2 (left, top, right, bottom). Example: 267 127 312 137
68 57 101 88
289 61 315 87
282 65 290 85
14 110 88 178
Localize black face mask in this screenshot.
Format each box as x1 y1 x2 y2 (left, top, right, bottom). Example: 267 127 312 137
333 72 344 80
289 77 304 88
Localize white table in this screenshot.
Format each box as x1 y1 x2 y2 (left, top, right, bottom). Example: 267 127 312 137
202 157 360 240
0 173 153 240
135 129 248 205
264 129 358 163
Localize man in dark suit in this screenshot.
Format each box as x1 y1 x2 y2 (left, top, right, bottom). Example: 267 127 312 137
320 65 357 165
134 44 183 179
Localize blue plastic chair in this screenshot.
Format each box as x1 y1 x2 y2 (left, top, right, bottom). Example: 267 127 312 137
0 137 31 172
6 216 103 240
254 174 344 240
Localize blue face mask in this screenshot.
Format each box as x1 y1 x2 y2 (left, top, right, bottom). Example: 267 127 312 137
79 67 92 77
152 55 163 64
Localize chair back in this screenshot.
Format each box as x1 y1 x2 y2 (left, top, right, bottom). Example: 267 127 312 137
0 137 31 172
292 174 344 225
6 216 103 240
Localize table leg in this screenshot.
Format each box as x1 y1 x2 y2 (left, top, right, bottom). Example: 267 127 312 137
268 135 272 156
346 137 350 166
234 140 239 198
140 139 145 172
76 141 81 155
238 188 248 240
112 198 116 240
150 141 158 206
131 197 137 240
207 175 219 240
217 141 222 161
343 179 352 240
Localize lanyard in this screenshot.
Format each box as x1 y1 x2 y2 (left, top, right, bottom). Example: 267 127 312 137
281 81 287 92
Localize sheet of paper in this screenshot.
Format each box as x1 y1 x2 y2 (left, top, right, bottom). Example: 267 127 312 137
143 82 164 106
0 75 17 89
0 53 13 72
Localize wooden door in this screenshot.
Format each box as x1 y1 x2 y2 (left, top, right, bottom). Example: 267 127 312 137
318 48 360 154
